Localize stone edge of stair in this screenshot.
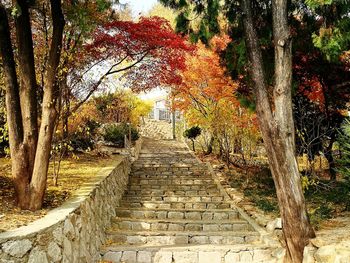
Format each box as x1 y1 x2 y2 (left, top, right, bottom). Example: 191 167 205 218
181 140 282 248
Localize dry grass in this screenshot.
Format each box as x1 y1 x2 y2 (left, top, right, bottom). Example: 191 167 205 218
198 153 350 229
0 154 120 232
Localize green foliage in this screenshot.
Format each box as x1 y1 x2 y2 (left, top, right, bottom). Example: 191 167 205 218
160 0 220 44
0 92 9 156
255 198 278 213
70 120 100 151
312 27 347 61
308 202 333 228
0 125 9 156
103 123 139 147
183 126 202 140
336 118 350 179
305 0 333 9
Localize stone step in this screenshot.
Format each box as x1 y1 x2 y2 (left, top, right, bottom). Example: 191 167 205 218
119 201 236 210
131 168 207 174
106 230 260 246
128 178 214 186
135 158 196 163
131 164 206 172
125 189 221 196
115 208 240 220
129 175 212 181
111 218 253 232
132 170 211 178
101 244 279 263
122 195 226 202
132 163 204 168
128 184 218 191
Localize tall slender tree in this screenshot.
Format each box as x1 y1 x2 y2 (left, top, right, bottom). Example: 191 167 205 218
240 0 315 261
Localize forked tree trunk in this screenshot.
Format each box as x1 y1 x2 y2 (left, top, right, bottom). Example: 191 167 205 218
240 0 315 262
0 1 65 210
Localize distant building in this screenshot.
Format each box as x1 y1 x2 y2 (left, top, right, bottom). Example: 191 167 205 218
149 96 181 121
148 96 168 121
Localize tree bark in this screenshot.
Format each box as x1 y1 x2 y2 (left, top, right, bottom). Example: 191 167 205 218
240 0 315 262
324 134 336 181
29 0 65 210
14 0 38 176
0 4 31 208
205 135 214 155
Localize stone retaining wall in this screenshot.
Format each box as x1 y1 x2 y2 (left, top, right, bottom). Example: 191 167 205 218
0 157 131 263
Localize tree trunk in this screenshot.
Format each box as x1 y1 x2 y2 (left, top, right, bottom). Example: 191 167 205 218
0 5 31 208
14 0 39 176
205 135 214 155
241 0 315 262
29 0 65 210
191 139 195 152
324 135 336 181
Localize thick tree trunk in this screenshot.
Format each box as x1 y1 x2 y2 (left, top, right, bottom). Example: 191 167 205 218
0 5 31 208
14 0 38 176
241 0 315 262
29 0 65 210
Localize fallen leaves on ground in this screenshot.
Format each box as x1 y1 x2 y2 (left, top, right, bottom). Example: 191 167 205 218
0 153 118 232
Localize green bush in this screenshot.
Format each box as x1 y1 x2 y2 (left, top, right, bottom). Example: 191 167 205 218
103 123 139 147
70 120 100 151
184 126 201 151
336 118 350 180
0 124 9 156
183 126 201 140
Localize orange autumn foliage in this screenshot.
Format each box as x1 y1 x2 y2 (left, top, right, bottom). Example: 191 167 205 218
173 38 258 136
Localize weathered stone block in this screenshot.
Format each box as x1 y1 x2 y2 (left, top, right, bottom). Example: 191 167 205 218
240 251 253 262
173 251 198 263
168 212 184 219
2 239 32 258
185 212 201 220
314 245 336 263
103 251 122 262
28 247 48 263
225 252 240 262
137 251 152 263
151 245 170 259
121 251 137 262
48 242 62 262
198 251 221 263
203 224 219 231
190 236 208 244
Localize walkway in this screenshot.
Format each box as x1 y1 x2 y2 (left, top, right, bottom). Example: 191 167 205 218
99 138 280 262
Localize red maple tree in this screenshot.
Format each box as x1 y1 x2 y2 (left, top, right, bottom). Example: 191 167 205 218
71 16 193 104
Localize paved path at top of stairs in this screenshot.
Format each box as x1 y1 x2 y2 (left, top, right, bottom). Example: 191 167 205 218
100 138 280 263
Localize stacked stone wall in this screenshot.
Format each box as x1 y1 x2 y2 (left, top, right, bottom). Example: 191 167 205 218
0 157 131 263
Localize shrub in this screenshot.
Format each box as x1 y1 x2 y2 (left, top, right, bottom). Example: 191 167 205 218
0 124 9 156
103 123 139 147
336 118 350 180
70 120 100 152
184 126 202 140
184 126 201 151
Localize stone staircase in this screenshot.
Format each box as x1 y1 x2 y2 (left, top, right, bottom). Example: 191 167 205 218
99 139 281 263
